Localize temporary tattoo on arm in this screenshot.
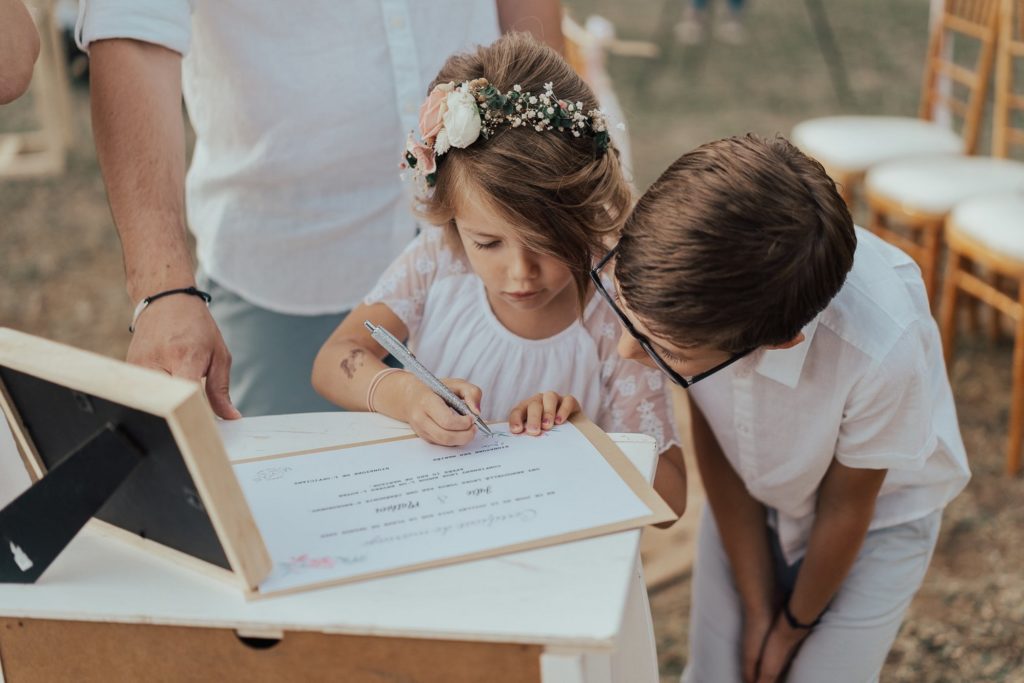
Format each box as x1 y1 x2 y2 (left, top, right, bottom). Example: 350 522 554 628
340 348 366 380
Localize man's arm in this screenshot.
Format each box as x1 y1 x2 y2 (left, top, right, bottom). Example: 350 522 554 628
755 461 887 683
496 0 565 54
0 0 40 104
690 401 778 682
89 39 239 418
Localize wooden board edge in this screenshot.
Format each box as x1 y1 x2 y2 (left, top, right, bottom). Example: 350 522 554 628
168 394 272 591
0 614 615 654
0 328 195 418
231 429 430 465
251 417 668 598
0 376 44 482
252 523 646 599
570 414 676 526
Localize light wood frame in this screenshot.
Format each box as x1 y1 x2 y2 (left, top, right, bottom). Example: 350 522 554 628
808 0 1001 208
939 216 1024 476
938 2 1024 476
920 0 1004 154
866 0 1011 305
234 413 675 598
0 327 273 589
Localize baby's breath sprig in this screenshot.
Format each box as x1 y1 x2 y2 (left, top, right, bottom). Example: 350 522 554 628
470 79 609 152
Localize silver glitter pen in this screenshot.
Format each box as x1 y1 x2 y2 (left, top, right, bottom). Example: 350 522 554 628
364 321 494 437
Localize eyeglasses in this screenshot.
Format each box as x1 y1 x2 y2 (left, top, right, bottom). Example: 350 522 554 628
589 245 753 389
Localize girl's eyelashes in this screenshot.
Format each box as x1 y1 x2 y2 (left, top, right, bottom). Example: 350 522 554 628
472 240 501 250
661 349 685 363
653 343 686 363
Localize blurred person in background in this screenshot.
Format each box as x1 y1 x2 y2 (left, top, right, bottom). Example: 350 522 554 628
676 0 748 45
76 1 564 418
0 0 40 104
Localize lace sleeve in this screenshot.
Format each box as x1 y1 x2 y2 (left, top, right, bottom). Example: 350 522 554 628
584 304 681 455
363 228 450 340
596 355 681 455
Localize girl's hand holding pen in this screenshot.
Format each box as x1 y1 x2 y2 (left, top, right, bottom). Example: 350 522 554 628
379 371 483 447
508 391 580 436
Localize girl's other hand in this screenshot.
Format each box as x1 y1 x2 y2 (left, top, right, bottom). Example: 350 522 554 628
508 391 579 435
396 375 482 447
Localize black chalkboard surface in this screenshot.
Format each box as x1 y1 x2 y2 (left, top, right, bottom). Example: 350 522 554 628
0 367 231 571
0 328 271 589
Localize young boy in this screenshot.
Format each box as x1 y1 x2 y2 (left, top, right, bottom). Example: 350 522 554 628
590 134 969 682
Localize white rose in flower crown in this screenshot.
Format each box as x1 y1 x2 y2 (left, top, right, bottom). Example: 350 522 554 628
442 86 482 149
434 128 451 156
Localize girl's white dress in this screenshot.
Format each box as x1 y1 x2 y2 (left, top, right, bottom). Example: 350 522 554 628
364 228 680 453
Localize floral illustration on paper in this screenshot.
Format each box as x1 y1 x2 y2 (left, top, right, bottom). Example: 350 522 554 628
276 553 368 578
251 466 293 482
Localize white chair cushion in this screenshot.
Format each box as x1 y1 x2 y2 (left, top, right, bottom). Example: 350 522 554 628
865 156 1024 215
949 192 1024 261
791 116 962 173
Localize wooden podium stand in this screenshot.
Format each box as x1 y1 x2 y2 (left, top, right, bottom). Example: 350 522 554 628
0 413 661 683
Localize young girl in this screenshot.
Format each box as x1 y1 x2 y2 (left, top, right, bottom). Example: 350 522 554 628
312 33 685 514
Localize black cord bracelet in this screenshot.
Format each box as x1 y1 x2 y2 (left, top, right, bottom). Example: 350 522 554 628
782 600 822 630
129 286 213 333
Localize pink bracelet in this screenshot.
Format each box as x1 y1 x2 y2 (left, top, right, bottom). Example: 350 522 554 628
366 368 405 413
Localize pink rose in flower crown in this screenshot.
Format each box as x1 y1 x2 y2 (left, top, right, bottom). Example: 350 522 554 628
419 83 453 143
405 133 436 175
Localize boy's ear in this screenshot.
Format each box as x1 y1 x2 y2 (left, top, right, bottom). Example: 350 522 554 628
765 332 805 351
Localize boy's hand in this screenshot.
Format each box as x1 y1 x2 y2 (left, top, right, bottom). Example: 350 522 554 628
508 391 579 435
391 374 482 447
741 607 774 683
754 610 811 683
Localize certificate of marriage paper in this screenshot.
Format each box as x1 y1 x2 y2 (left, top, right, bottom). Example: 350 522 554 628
232 416 675 596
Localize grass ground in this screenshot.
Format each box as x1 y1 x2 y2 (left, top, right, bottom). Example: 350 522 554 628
2 1 1022 680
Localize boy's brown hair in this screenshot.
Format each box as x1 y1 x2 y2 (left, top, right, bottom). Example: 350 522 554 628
616 134 856 352
417 32 633 310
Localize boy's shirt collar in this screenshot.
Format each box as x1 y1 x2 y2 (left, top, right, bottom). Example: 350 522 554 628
753 314 822 388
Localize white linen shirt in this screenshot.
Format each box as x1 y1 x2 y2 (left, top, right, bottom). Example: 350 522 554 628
77 0 499 314
689 228 970 564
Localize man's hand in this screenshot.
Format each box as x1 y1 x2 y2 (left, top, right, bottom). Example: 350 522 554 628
754 610 812 683
128 294 240 419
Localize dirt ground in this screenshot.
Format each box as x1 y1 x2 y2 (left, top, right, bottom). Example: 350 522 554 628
1 1 1022 680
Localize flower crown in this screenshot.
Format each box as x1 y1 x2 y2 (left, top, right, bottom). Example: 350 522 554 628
403 78 611 187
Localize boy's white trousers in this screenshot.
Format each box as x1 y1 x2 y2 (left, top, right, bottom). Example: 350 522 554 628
682 504 942 683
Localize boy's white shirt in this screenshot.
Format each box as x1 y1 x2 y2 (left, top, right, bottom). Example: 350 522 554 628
689 227 969 565
76 0 500 315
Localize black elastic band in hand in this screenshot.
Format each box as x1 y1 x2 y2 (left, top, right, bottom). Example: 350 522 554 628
129 286 213 333
146 286 212 307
